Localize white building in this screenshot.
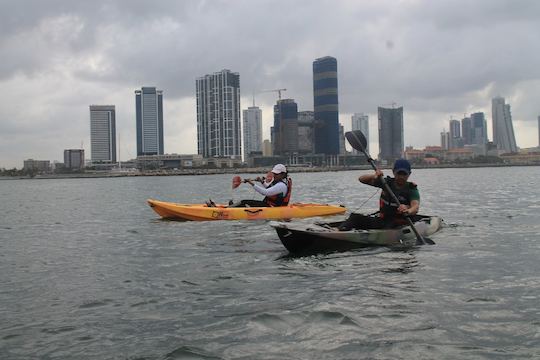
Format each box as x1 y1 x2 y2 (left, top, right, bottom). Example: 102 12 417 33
242 106 262 161
196 69 241 158
492 96 517 153
89 105 116 164
351 113 369 154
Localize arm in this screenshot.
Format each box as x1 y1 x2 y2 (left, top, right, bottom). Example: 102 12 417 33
398 200 419 216
359 169 384 186
252 182 287 197
397 187 420 215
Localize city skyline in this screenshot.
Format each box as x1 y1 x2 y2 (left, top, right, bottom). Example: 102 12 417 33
1 1 540 168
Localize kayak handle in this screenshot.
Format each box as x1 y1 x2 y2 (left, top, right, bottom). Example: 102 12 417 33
244 209 263 214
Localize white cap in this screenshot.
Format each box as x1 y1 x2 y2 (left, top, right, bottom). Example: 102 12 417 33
271 164 287 174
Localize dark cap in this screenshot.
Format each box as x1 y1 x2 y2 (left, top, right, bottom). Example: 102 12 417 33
393 158 411 175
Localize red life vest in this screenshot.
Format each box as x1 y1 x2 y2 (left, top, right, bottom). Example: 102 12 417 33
264 178 292 207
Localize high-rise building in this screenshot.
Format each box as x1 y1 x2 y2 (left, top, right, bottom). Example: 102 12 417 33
263 139 272 156
461 116 472 145
196 69 241 158
313 56 339 155
242 106 262 160
440 130 450 150
470 112 488 145
339 124 345 155
90 105 116 163
135 87 164 156
378 106 404 163
492 96 517 153
64 149 85 170
351 113 369 154
297 111 314 154
272 99 298 156
449 119 463 149
449 119 460 148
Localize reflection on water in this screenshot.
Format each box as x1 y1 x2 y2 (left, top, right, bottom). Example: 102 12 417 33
0 166 539 359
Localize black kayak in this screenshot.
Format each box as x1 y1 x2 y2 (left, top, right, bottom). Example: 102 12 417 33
270 215 443 254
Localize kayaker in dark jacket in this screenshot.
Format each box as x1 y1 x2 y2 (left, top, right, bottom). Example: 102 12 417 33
339 159 420 230
228 164 292 207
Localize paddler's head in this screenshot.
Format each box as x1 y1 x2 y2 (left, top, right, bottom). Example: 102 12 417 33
392 159 411 186
271 163 287 180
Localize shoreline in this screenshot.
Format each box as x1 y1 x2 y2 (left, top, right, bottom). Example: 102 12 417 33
0 162 538 180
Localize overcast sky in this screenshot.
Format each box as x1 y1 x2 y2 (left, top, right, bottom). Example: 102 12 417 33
1 0 540 168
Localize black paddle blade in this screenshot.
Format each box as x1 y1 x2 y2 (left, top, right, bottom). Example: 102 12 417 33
345 130 368 152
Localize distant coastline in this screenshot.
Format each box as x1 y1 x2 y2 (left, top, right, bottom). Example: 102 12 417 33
0 162 537 180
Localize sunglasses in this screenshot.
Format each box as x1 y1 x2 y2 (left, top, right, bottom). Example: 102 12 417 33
396 171 409 176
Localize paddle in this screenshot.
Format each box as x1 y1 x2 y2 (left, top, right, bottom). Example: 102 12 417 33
232 172 274 189
345 130 434 245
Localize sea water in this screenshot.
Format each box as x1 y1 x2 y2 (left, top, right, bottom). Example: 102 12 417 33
0 167 539 359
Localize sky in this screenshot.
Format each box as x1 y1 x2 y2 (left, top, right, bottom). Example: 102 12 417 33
1 0 540 169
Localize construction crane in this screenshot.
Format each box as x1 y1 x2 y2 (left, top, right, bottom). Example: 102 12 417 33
260 88 287 101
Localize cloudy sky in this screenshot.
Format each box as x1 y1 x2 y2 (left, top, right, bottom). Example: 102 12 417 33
1 0 540 168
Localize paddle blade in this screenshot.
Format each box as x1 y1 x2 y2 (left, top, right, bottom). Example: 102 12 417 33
232 176 242 189
345 130 368 153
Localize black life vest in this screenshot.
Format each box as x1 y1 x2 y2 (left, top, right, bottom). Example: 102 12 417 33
378 177 417 221
264 177 292 207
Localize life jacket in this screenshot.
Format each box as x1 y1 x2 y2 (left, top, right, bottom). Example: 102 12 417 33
264 177 292 207
378 177 417 223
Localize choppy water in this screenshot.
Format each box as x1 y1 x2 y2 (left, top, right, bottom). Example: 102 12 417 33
1 167 539 359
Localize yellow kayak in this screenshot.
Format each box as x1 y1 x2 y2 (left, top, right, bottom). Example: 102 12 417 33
147 199 346 221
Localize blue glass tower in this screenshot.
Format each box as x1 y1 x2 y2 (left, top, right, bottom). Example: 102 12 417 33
313 56 339 155
378 106 404 163
272 99 298 156
136 87 164 156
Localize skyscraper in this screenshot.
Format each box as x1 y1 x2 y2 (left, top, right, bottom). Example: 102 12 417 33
272 99 298 156
196 69 241 158
449 119 461 149
242 106 262 160
313 56 339 155
470 112 488 145
440 130 450 150
492 96 517 153
378 106 403 163
89 105 116 164
351 113 369 154
135 87 164 156
297 111 314 154
461 116 472 145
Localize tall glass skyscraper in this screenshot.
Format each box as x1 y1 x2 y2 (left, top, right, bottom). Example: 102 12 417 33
135 87 164 156
461 116 472 145
313 56 339 155
449 119 461 149
351 113 369 154
272 99 298 156
242 106 262 160
492 96 517 153
196 69 241 158
378 106 403 163
89 105 116 164
470 112 488 145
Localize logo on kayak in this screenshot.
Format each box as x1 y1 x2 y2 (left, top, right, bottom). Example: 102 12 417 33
211 210 229 220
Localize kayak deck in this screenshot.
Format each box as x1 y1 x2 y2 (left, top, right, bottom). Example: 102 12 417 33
271 216 443 253
147 199 346 221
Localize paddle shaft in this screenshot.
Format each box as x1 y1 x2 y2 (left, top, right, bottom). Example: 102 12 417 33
349 132 427 245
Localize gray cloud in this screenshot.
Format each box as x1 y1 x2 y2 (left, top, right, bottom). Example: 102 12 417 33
1 0 539 168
